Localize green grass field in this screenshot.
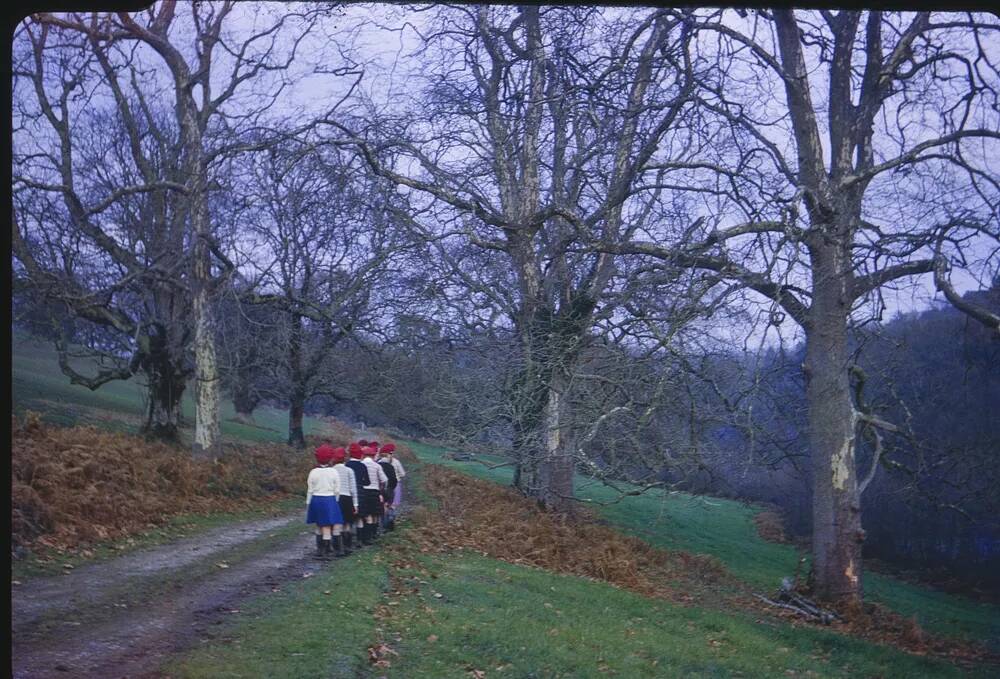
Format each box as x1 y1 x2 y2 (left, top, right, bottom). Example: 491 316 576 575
380 549 987 679
12 337 1000 676
403 442 1000 649
11 333 329 444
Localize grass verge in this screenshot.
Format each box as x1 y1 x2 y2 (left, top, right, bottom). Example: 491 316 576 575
165 535 391 678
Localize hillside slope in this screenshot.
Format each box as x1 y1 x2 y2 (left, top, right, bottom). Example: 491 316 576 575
10 340 1000 677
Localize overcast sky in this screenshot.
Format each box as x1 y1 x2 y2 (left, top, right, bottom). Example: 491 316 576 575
13 4 998 349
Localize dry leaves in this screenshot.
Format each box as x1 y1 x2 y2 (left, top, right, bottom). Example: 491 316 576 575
368 642 398 668
11 413 319 553
414 465 728 603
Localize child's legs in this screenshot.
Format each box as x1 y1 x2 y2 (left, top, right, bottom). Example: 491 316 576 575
320 525 332 539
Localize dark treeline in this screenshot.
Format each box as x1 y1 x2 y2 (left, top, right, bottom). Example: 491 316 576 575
681 290 1000 590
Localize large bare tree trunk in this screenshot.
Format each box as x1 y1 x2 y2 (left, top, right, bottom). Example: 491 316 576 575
188 137 222 459
805 241 863 605
510 363 548 499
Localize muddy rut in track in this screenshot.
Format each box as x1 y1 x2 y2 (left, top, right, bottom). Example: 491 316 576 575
11 512 345 679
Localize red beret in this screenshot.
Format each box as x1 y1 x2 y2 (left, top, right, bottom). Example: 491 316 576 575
380 443 396 454
348 443 363 459
331 447 347 463
363 446 377 457
369 440 379 449
314 444 335 464
358 439 369 446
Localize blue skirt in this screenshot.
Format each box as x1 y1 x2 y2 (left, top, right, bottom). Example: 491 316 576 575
306 495 344 526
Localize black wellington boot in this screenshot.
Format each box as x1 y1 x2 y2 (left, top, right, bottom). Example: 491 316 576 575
322 538 333 559
315 534 325 559
333 535 346 558
343 531 353 552
363 523 374 545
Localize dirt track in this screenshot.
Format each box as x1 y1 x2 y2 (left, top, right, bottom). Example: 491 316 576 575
11 512 338 679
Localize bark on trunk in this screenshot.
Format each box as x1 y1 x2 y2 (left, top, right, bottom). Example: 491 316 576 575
288 393 306 448
189 163 222 458
285 311 307 448
540 380 575 511
142 361 185 443
805 243 864 605
192 281 222 459
183 98 222 459
511 385 548 500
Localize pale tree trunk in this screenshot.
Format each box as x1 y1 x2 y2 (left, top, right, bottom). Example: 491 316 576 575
540 377 575 510
192 275 222 458
187 125 222 459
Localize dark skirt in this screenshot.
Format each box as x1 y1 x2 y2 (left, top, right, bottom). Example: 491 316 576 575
306 495 343 526
338 495 356 523
359 488 381 517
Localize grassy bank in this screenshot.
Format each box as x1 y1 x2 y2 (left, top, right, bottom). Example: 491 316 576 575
11 333 329 444
164 455 996 678
404 441 1000 649
380 549 987 678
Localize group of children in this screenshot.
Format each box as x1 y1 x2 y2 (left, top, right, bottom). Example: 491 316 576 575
305 438 406 558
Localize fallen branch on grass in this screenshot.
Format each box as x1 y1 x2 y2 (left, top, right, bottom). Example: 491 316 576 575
754 578 842 625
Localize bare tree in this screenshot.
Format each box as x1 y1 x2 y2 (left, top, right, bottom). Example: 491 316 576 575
330 5 706 508
13 21 193 440
607 10 1000 604
21 3 325 456
238 140 404 446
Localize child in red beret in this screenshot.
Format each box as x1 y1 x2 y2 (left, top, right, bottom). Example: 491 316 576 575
306 444 343 558
330 446 358 556
381 443 405 530
359 445 388 543
346 443 370 547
